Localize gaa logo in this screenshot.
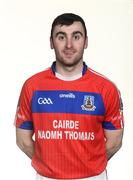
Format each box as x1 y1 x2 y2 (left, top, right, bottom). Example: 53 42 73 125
38 97 53 105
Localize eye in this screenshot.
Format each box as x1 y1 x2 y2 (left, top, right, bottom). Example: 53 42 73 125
58 35 65 40
74 34 81 40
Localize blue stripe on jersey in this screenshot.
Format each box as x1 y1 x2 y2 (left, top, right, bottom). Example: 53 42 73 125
102 121 116 130
19 121 33 130
32 90 105 115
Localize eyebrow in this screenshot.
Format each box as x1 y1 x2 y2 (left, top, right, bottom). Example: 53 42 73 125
55 32 66 37
55 31 84 37
73 31 83 36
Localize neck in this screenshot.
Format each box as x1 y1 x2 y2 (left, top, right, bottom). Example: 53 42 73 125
55 60 84 77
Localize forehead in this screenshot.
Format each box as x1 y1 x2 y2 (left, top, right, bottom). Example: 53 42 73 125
52 21 85 36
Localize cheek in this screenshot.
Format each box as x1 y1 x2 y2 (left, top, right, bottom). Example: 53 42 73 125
74 40 86 48
54 42 65 51
54 46 64 56
76 44 85 52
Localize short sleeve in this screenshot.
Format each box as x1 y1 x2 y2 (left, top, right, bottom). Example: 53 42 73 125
102 84 124 130
14 81 33 130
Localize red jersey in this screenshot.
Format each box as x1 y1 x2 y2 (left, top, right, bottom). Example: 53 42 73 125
15 62 124 179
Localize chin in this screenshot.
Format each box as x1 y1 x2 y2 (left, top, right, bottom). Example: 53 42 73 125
61 60 80 67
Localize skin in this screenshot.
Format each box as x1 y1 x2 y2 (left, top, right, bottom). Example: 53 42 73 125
16 128 34 159
16 21 124 162
104 129 123 160
50 21 88 77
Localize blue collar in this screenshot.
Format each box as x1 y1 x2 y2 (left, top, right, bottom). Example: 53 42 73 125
51 61 88 76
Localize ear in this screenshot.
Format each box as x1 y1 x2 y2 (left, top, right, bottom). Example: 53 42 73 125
50 37 54 49
84 36 88 49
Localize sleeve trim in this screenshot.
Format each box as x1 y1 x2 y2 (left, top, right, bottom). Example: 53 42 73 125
19 121 33 130
102 121 116 130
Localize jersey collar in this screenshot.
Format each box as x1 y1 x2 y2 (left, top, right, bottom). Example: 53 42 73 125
51 61 88 76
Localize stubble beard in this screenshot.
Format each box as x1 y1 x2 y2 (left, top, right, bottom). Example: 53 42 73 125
57 57 83 68
56 50 84 68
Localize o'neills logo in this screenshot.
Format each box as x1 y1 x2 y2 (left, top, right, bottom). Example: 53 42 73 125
59 93 75 99
81 95 96 111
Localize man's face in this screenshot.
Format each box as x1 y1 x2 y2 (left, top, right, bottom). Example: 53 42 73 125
50 21 88 67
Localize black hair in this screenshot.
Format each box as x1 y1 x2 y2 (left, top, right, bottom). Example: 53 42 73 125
50 13 87 38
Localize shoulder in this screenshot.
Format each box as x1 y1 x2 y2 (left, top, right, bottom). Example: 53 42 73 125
88 68 120 94
22 67 52 90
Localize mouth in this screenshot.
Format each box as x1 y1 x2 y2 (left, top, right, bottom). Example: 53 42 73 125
63 50 76 56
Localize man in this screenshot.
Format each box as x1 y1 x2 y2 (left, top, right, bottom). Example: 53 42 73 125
15 13 124 180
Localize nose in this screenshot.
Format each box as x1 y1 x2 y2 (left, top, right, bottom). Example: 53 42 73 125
65 38 73 49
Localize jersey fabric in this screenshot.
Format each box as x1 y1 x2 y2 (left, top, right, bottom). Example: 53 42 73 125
36 170 107 180
15 62 124 179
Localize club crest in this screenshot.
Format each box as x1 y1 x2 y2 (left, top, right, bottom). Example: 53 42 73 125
81 95 96 111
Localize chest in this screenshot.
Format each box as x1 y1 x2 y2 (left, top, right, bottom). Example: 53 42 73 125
32 90 105 116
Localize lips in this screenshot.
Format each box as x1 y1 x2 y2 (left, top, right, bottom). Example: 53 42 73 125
63 50 76 56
